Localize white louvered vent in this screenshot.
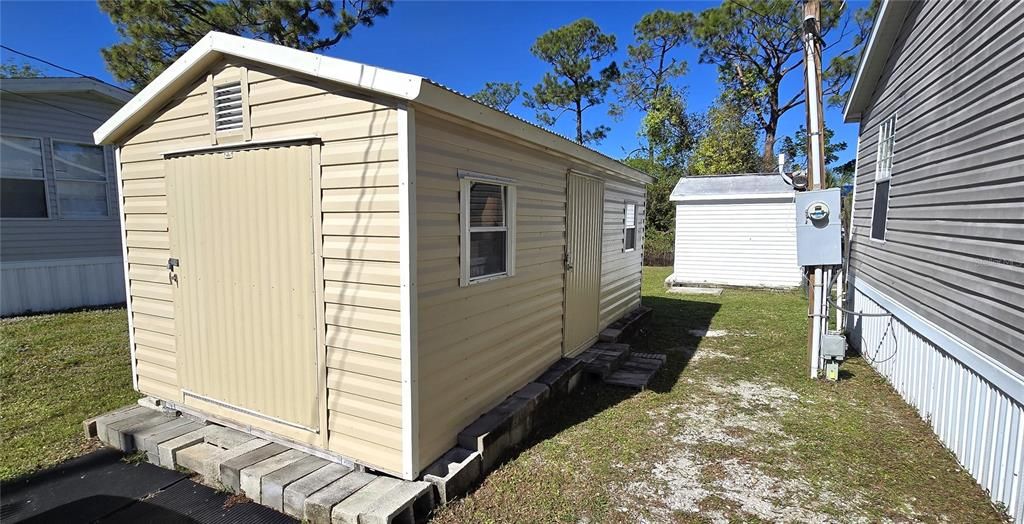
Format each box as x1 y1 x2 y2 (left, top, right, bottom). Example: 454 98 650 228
213 82 244 132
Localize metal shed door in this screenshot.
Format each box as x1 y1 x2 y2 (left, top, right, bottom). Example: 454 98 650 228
167 145 318 430
563 172 603 356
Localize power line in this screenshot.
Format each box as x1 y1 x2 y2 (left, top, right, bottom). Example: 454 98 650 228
0 44 94 79
0 89 106 123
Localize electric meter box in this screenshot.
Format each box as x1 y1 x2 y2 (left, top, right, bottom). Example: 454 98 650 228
795 188 842 266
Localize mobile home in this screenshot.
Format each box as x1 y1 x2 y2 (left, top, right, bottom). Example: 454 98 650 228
1 77 132 315
843 1 1023 519
93 32 650 480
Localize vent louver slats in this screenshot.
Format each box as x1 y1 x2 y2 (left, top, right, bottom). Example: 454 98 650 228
214 82 244 132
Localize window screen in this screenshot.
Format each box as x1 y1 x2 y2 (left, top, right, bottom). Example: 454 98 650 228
468 182 508 279
1 136 47 218
53 142 109 218
624 203 637 251
871 114 897 240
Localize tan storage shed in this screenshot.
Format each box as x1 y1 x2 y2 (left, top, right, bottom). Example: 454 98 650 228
94 32 650 480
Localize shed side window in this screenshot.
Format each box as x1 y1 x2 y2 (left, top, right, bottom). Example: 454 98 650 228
213 82 244 133
871 114 896 240
1 135 47 218
53 141 109 218
624 203 637 252
460 173 516 286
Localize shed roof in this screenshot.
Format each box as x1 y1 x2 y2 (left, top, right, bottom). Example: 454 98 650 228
670 173 794 202
843 0 913 122
93 32 650 184
0 76 133 104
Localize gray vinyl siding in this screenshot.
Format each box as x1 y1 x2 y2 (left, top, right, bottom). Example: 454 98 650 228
848 1 1024 374
0 91 123 262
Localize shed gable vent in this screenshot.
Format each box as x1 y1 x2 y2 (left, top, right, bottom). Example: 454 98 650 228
213 82 244 132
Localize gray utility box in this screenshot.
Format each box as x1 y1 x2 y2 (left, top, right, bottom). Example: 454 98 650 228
795 188 842 266
821 333 847 361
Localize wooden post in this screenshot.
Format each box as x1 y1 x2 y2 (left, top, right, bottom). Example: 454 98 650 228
804 0 828 378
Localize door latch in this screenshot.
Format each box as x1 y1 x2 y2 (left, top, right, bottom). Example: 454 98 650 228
565 251 574 271
167 258 179 270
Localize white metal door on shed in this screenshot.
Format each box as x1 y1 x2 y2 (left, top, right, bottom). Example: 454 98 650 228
564 172 603 356
167 145 319 430
674 197 800 288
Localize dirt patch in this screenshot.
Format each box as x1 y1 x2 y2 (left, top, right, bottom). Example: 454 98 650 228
625 378 867 522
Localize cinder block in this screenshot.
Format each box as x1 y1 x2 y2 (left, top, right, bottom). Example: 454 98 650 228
261 455 330 511
360 481 434 524
512 382 550 410
240 449 307 502
90 405 147 443
158 427 211 468
203 425 256 449
535 358 583 398
599 328 622 342
422 447 481 505
130 417 193 455
284 463 354 519
457 411 512 473
108 411 175 451
219 442 289 492
493 396 533 447
141 421 206 464
186 438 271 482
330 476 403 524
176 442 223 478
304 470 375 524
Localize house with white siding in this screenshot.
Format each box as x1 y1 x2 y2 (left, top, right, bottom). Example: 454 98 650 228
1 77 132 316
843 1 1023 519
668 173 800 288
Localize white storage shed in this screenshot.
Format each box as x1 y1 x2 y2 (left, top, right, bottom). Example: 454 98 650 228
668 174 800 288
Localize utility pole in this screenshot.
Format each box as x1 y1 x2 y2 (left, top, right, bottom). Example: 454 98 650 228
803 0 828 378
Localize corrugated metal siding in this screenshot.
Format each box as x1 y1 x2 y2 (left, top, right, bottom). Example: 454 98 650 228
600 180 645 327
117 60 404 473
0 93 122 263
848 0 1024 375
414 110 568 471
564 173 603 355
851 287 1024 521
0 257 124 315
673 198 800 288
246 66 404 474
168 147 318 430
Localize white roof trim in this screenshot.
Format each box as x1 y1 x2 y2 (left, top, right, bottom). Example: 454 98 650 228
93 32 421 145
93 31 649 185
1 77 133 103
671 192 794 203
843 0 913 122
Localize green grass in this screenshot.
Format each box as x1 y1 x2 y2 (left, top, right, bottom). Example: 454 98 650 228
0 307 138 481
433 267 1005 523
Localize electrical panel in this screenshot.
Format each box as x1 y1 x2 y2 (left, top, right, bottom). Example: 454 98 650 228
795 188 842 266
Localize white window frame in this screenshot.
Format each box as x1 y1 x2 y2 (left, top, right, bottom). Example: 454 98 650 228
459 170 516 286
871 113 897 242
50 139 112 219
623 201 638 252
1 134 50 220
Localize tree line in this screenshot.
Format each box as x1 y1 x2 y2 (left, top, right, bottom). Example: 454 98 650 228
94 0 874 258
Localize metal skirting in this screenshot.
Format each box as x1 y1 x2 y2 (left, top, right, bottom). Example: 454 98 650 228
1 257 126 316
850 288 1023 521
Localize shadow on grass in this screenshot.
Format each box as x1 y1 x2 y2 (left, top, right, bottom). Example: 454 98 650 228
479 294 722 478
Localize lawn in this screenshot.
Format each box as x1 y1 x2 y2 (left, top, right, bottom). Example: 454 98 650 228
433 267 1006 523
0 307 138 481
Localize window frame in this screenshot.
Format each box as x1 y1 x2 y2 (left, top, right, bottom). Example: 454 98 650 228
50 139 112 220
459 170 517 287
0 134 50 220
623 201 638 253
870 113 897 242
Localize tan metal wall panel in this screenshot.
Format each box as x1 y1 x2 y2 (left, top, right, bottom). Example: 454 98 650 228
167 146 318 430
118 59 404 473
599 180 645 328
564 173 604 355
414 112 567 470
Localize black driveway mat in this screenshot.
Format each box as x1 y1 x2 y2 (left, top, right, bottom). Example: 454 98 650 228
1 449 294 523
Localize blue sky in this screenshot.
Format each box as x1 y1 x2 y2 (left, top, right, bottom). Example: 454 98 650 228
0 1 865 166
